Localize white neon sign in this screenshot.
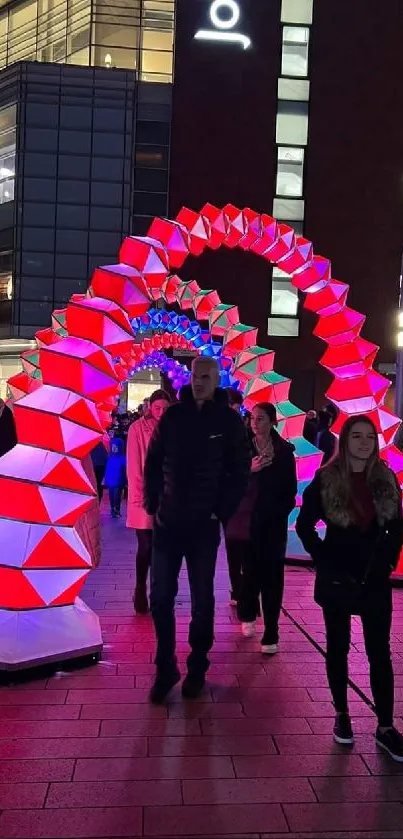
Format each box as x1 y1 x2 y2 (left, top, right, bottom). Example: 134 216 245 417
195 1 251 50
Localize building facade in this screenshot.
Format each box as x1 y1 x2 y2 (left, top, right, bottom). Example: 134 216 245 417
0 0 402 411
0 0 175 400
169 0 403 409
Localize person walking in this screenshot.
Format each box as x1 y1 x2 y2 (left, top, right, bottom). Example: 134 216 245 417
225 387 247 606
303 409 318 446
90 439 108 501
316 407 336 464
104 436 126 518
144 357 250 703
127 389 171 614
296 414 403 760
234 403 297 653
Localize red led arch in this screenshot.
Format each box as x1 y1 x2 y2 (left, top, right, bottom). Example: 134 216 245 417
1 203 401 671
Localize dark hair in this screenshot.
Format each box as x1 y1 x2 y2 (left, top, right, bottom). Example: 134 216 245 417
226 387 243 406
253 402 277 426
149 388 171 405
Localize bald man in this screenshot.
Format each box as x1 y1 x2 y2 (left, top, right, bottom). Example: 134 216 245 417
144 357 250 703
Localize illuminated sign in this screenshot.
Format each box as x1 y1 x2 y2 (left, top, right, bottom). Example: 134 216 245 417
195 1 251 50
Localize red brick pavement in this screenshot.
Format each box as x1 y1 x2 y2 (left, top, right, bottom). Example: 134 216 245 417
0 505 403 837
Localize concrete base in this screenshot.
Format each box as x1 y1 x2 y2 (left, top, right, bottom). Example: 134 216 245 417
0 599 103 672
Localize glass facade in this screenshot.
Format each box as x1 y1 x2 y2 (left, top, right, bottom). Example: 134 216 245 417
268 0 314 339
0 0 174 82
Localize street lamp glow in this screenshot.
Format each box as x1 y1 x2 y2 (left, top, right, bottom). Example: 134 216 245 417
398 312 403 329
397 330 403 348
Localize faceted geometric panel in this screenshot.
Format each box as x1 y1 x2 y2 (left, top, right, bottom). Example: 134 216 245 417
119 236 168 291
90 264 150 317
66 298 134 357
147 218 190 269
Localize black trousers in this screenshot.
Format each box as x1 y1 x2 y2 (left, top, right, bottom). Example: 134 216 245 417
323 585 394 727
225 536 246 601
237 532 286 645
94 465 105 501
108 486 123 513
135 528 152 588
150 521 220 677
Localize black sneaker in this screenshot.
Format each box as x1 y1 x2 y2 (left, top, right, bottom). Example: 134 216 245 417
333 713 354 745
182 672 206 699
376 727 403 762
149 669 180 705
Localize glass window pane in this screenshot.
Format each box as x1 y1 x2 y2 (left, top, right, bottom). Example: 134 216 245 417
276 101 309 145
268 316 299 337
0 106 15 206
276 146 304 197
92 44 136 69
281 0 313 24
278 77 309 101
37 0 67 63
273 198 304 220
282 26 309 77
135 144 169 168
140 48 172 80
8 0 38 63
141 28 172 50
271 278 299 316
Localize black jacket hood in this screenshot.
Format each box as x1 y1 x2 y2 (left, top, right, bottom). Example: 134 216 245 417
179 385 229 406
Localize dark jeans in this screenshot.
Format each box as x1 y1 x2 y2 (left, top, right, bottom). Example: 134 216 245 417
323 585 394 727
135 529 152 588
109 486 123 513
150 520 220 677
225 536 246 601
94 465 105 501
237 533 286 645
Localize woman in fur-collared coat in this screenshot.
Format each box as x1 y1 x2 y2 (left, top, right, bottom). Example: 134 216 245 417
296 414 403 761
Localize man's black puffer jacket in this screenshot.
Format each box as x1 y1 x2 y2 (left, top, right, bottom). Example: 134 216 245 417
144 386 251 529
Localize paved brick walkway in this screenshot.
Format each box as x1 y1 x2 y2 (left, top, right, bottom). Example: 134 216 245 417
1 504 403 837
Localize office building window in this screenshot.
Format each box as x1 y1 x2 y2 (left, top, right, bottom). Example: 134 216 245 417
276 146 304 196
282 26 309 78
0 105 16 205
268 316 299 337
276 101 309 145
281 0 313 24
273 197 304 221
271 268 299 317
270 2 314 339
0 0 175 81
278 77 309 101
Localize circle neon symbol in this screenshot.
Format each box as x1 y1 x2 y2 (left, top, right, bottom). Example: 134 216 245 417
210 0 240 30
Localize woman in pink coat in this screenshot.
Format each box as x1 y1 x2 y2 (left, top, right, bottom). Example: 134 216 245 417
127 389 171 612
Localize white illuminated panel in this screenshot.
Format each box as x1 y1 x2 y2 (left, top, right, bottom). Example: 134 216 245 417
195 1 251 50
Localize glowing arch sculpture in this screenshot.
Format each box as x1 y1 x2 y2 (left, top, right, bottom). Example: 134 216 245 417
2 202 402 671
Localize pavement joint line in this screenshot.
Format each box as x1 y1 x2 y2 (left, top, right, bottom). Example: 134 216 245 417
281 604 377 715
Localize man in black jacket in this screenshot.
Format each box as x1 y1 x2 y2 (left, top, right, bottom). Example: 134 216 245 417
144 357 250 703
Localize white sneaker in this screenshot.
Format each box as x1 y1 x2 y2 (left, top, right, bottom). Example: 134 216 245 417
241 622 256 638
261 643 278 655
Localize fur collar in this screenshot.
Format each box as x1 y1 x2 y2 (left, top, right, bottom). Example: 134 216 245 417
320 460 400 528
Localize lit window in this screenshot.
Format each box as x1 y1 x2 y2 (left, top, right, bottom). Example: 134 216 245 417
276 146 304 197
0 106 16 206
282 26 309 77
276 101 309 145
268 317 299 337
273 198 304 221
281 0 313 24
278 78 309 101
271 271 299 317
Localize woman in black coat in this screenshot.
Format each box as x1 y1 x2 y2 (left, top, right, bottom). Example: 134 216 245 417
227 403 297 654
296 414 403 761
